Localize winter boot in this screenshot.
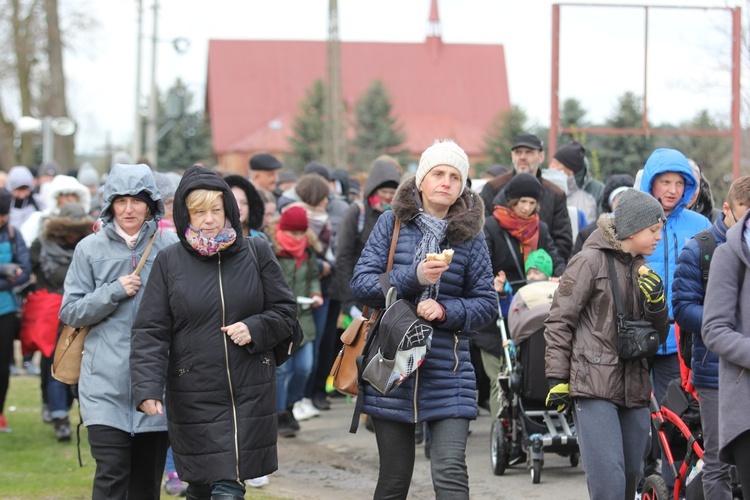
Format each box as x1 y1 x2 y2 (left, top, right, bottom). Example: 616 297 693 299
53 417 72 442
277 411 296 438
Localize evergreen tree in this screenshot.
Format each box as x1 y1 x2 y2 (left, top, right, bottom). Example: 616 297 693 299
350 80 407 172
482 105 529 168
593 92 654 179
559 98 588 145
286 79 327 172
157 80 213 170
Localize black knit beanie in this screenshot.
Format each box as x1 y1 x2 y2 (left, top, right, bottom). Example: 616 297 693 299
505 173 543 201
553 141 586 174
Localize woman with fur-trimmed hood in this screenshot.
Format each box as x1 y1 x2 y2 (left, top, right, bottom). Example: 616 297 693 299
351 140 497 499
24 203 93 441
544 189 670 500
266 206 323 437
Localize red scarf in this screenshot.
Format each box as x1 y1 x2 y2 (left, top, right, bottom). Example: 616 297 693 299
276 229 308 268
493 205 540 261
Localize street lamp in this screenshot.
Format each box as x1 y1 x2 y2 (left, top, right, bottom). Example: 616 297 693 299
16 116 76 165
134 0 189 168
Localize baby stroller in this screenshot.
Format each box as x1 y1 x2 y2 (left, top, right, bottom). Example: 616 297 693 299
641 325 743 500
490 281 579 484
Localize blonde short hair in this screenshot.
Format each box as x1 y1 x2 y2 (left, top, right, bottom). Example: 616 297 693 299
186 189 223 215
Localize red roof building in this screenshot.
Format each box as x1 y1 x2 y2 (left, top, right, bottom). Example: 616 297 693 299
206 0 509 176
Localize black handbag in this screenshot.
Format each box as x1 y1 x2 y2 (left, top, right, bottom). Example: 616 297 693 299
606 253 660 361
246 236 303 366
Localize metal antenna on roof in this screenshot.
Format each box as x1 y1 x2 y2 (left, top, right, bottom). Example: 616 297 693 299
324 0 347 170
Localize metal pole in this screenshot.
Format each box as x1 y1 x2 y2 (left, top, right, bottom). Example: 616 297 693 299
731 6 741 180
42 117 54 165
132 0 143 162
642 7 649 134
145 0 159 167
549 4 561 156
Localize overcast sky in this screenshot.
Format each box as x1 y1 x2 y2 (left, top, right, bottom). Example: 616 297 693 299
57 0 742 155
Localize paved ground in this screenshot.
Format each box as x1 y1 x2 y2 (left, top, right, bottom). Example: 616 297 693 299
259 396 589 499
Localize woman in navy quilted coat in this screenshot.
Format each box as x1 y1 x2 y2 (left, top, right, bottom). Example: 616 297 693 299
351 140 496 499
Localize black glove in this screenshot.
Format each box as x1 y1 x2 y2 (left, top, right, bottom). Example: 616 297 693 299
545 378 571 412
638 267 665 308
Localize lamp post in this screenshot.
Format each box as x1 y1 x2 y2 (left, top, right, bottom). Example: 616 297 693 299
16 116 76 165
134 0 189 168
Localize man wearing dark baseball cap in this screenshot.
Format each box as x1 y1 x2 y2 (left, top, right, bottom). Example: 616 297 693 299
249 153 282 193
480 132 573 260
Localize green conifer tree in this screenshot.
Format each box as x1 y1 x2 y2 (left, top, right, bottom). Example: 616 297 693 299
350 80 407 172
286 79 327 172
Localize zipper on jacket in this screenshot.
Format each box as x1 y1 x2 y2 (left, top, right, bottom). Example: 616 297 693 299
129 246 139 436
452 334 459 373
660 224 671 356
218 253 241 482
738 368 746 383
413 370 419 423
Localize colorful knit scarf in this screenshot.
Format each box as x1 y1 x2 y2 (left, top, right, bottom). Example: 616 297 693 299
185 223 237 257
492 205 540 261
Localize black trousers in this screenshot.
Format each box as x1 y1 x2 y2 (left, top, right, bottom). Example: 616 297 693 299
0 312 17 413
87 424 169 500
728 429 750 500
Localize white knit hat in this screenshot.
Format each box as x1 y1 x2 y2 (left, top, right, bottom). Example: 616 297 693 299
416 140 470 191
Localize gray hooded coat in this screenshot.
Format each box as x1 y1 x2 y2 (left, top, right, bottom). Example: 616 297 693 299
59 164 178 434
702 210 750 464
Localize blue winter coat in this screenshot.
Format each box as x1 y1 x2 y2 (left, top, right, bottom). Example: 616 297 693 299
673 214 728 388
0 224 31 316
639 149 711 355
350 178 497 423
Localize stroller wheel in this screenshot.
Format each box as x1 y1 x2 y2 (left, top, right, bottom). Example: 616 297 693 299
569 452 580 467
530 459 542 484
642 474 670 500
490 420 510 475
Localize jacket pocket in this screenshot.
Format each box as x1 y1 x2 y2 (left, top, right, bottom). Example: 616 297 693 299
574 348 619 399
594 294 610 333
169 360 193 379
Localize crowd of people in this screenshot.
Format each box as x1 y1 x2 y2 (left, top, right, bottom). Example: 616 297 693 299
0 132 748 500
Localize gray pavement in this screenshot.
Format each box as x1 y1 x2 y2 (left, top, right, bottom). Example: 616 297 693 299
259 396 589 499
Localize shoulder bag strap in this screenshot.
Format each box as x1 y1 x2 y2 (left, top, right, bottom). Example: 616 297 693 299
133 233 157 276
350 216 400 434
378 217 401 296
501 230 526 286
606 252 626 328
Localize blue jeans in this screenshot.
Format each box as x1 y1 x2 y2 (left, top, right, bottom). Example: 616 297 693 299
47 374 71 419
304 296 330 398
164 445 176 475
276 341 313 410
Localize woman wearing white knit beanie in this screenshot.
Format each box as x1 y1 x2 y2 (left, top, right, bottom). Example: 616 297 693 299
415 140 470 193
350 138 496 499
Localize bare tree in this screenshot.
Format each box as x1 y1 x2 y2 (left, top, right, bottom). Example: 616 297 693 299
10 0 44 166
44 0 74 168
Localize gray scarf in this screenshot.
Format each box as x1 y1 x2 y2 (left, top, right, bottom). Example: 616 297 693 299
412 211 448 302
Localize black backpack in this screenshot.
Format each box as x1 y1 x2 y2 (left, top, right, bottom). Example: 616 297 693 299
679 229 716 366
